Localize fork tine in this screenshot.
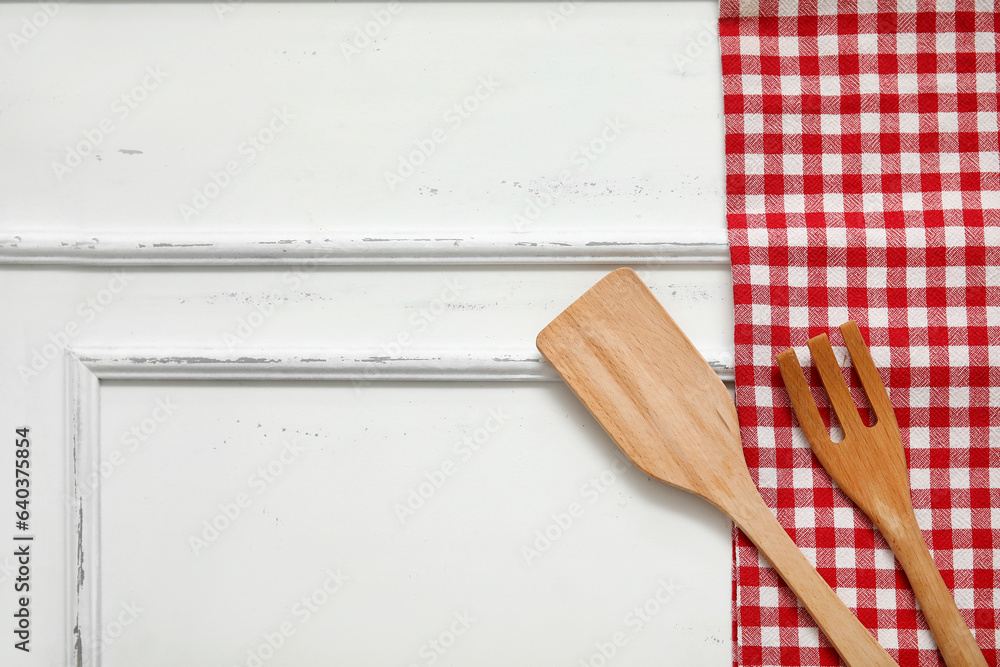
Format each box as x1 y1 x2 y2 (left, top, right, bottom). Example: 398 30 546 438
777 348 835 449
839 321 896 429
807 333 867 435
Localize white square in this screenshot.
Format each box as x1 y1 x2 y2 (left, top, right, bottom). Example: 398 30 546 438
834 505 855 529
746 153 765 175
906 267 926 288
787 228 808 246
876 587 896 609
798 626 821 648
781 75 802 96
858 34 878 55
982 190 1000 208
859 73 880 94
979 111 999 132
755 385 774 407
827 226 846 248
899 113 920 133
914 508 932 529
835 547 855 569
947 306 968 327
869 307 889 327
951 467 971 491
950 345 970 367
746 195 765 214
901 153 922 173
976 32 995 53
759 585 779 608
753 344 773 366
936 32 956 54
897 72 918 94
945 264 966 288
861 113 880 133
905 226 925 247
879 628 899 650
793 467 812 488
743 75 763 95
789 306 809 328
741 35 761 56
823 152 843 174
910 467 930 489
778 36 799 57
823 192 845 212
784 153 804 174
866 227 887 247
828 306 849 326
821 114 841 135
820 75 840 96
864 192 884 211
938 72 958 94
897 32 917 54
794 506 815 528
782 113 802 135
827 266 847 286
818 34 839 56
910 426 930 449
950 386 971 410
902 191 923 210
940 153 961 173
750 264 770 285
910 345 930 365
745 113 764 134
758 467 776 489
753 304 772 325
909 386 930 407
862 153 882 174
977 72 997 93
980 152 999 172
787 266 808 288
784 194 805 213
942 190 963 209
938 112 959 133
917 629 936 650
748 227 769 246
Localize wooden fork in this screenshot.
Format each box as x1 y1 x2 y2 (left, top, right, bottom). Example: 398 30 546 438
778 321 987 667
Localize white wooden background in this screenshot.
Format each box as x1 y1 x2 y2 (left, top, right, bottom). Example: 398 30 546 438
0 1 734 665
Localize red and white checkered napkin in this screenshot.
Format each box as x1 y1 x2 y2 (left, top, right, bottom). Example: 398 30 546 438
719 1 999 665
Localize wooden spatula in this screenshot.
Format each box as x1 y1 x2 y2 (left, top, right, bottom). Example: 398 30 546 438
536 268 896 667
778 323 987 667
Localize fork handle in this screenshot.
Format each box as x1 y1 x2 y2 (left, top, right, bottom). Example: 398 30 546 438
879 511 988 666
733 496 898 667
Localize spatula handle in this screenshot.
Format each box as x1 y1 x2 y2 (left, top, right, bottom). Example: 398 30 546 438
880 511 987 666
734 496 897 667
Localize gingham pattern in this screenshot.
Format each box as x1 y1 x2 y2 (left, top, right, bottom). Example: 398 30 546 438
720 1 1000 665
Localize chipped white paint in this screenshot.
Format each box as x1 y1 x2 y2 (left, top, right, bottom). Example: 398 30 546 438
0 230 730 266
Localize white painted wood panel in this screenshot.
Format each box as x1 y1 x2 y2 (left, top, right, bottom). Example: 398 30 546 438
0 1 732 665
